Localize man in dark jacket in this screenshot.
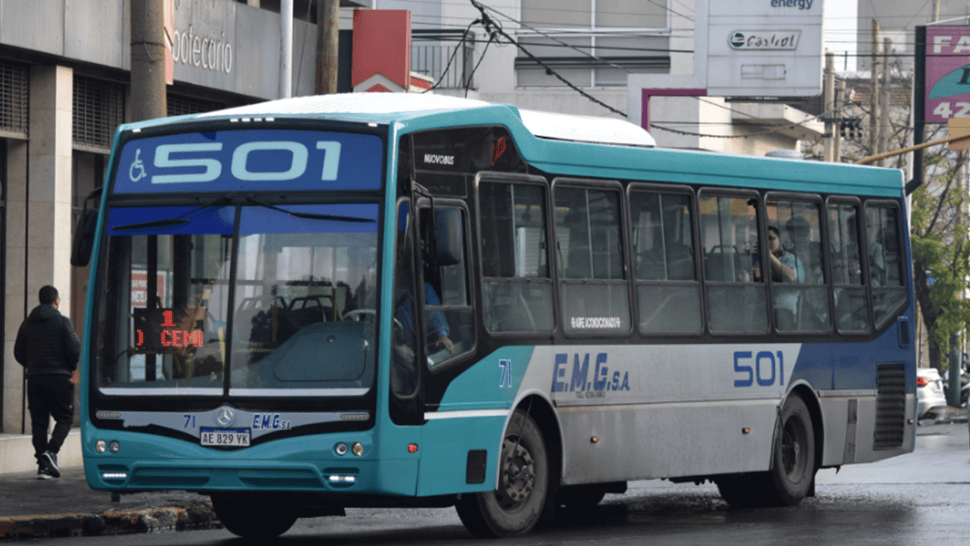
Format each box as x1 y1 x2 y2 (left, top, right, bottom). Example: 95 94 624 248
14 285 81 480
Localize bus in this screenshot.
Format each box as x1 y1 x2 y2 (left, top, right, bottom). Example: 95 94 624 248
73 93 915 539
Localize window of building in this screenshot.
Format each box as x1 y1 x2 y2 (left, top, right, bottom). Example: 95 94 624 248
516 0 672 87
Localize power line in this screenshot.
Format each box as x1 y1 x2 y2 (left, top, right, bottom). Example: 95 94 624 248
469 0 628 117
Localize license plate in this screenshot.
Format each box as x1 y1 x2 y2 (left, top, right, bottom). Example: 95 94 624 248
200 427 250 447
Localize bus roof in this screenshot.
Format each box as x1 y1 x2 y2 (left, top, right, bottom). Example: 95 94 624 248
123 93 904 198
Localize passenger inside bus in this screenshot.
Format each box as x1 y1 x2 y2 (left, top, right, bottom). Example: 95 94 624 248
753 225 804 330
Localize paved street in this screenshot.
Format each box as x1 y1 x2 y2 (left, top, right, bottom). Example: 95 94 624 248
17 421 970 545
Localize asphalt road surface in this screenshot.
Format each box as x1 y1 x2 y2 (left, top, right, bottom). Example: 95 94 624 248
26 422 970 546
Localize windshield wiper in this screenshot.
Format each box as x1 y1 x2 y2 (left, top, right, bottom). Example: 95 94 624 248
113 194 233 231
245 195 374 223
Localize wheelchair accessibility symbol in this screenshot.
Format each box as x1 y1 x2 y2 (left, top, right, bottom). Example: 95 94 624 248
129 149 147 182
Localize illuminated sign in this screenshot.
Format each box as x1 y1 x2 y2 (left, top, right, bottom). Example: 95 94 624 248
113 130 383 194
133 308 204 354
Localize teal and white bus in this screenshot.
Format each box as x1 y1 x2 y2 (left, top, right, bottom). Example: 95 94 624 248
74 93 915 539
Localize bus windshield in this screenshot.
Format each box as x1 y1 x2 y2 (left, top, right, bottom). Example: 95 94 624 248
94 202 380 397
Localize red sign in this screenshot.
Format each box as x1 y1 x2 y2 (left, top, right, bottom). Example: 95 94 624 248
131 271 167 308
926 26 970 122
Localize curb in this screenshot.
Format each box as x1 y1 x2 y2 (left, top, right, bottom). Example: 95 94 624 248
0 502 219 541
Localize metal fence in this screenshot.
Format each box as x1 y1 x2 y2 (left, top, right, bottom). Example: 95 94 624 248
411 30 477 91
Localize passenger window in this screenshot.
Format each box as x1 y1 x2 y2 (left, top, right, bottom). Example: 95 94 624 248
419 206 474 367
765 199 830 332
699 194 767 333
629 188 701 334
479 180 555 333
865 204 907 325
827 202 869 332
555 184 630 334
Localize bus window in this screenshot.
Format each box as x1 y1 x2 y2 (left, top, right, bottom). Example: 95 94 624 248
479 180 554 333
629 188 701 334
699 194 768 333
419 206 474 367
554 184 630 334
866 204 907 325
766 198 830 333
97 207 235 393
227 204 379 395
827 202 869 332
392 200 419 396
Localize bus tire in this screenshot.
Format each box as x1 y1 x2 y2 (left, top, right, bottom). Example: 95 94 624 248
455 410 548 538
766 394 816 506
211 493 298 539
556 484 608 508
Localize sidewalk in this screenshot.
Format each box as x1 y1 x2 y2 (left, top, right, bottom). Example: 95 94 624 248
0 433 218 541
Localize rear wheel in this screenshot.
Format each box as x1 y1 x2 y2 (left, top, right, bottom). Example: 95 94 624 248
211 493 298 539
456 410 548 538
767 395 815 506
716 395 816 508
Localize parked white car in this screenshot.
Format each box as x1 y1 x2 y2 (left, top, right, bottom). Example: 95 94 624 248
917 367 947 420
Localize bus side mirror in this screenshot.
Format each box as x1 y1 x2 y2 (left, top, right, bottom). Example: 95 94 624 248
71 209 97 267
433 209 462 266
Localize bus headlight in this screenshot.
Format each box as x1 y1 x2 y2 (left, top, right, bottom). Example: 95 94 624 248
109 441 121 453
335 442 348 456
96 440 107 453
352 442 364 456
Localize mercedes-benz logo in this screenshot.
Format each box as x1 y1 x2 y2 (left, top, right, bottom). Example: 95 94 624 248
216 407 234 427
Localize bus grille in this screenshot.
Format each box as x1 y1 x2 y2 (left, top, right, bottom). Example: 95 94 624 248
873 363 906 450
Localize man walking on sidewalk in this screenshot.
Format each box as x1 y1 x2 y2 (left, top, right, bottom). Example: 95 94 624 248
15 285 81 480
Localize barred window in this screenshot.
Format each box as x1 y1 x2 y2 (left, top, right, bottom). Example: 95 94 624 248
73 76 124 153
0 61 29 137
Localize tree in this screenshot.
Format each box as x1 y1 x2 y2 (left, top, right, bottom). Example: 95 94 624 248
911 149 970 370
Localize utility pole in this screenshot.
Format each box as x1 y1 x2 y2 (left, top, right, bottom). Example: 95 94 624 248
315 0 339 94
835 81 844 163
130 0 167 122
879 37 891 166
130 0 168 382
870 19 880 158
280 0 293 98
824 51 835 162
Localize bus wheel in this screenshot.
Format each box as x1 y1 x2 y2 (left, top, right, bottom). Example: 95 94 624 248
211 493 298 539
715 474 765 508
766 394 816 506
557 484 608 508
716 396 815 508
456 410 548 538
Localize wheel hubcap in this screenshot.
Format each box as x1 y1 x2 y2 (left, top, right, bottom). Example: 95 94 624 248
496 436 536 509
781 418 806 478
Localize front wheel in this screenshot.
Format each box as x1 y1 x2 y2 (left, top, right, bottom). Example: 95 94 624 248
211 494 298 539
456 410 548 538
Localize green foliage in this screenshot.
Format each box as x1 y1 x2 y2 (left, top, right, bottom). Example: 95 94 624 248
910 159 970 365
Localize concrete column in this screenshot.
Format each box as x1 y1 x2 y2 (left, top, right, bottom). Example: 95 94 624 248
28 65 73 313
3 142 27 434
4 64 75 434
